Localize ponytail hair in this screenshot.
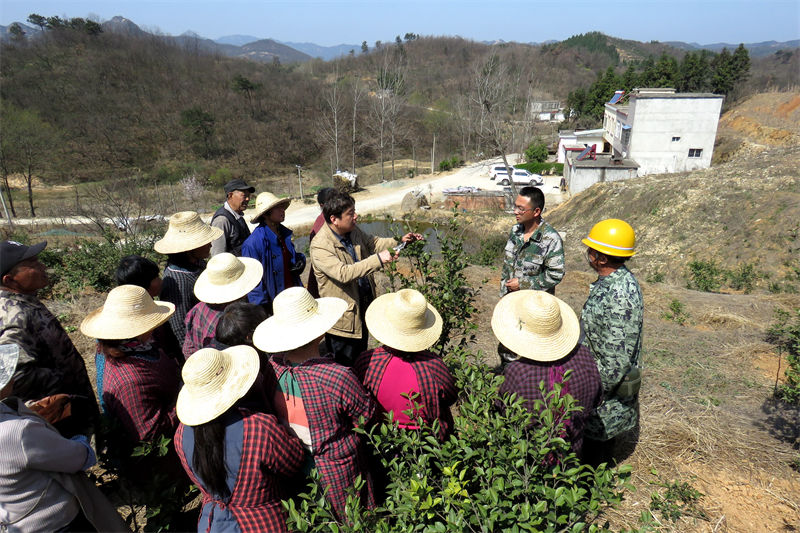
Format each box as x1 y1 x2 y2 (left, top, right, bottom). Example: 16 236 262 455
192 414 230 499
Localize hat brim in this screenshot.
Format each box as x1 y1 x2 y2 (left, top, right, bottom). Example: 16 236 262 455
365 293 443 352
154 225 223 255
249 198 291 224
193 257 263 304
176 345 260 426
491 291 580 362
2 241 47 278
581 238 636 258
252 297 347 353
80 301 175 340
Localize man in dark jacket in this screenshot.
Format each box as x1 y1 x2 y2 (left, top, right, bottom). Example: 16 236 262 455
210 179 255 256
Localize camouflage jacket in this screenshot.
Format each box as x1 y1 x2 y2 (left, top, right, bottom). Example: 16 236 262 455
0 290 96 404
500 219 565 296
580 266 643 441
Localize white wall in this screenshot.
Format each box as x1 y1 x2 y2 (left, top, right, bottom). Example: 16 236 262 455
565 163 638 195
626 96 723 176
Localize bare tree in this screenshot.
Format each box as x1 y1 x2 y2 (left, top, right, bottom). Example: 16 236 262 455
470 52 519 193
0 104 59 217
318 70 345 174
349 78 365 174
74 173 173 242
369 50 406 181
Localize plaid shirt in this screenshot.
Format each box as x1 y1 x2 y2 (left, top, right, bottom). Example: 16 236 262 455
270 354 376 518
175 409 305 533
182 302 226 359
99 345 181 442
498 344 601 457
354 346 458 441
161 261 204 346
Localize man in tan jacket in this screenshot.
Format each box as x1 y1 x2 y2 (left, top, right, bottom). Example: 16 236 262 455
310 190 422 365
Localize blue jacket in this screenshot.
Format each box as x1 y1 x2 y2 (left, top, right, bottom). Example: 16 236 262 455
242 223 305 307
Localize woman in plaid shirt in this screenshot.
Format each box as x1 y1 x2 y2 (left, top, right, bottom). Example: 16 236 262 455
175 346 305 533
354 289 457 441
254 287 377 520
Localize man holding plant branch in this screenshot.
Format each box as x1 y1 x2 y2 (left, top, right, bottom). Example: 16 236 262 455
310 190 422 366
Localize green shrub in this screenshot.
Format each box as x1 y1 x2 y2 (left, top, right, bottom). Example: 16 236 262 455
515 162 564 175
384 208 477 351
208 167 233 188
646 270 665 283
285 348 632 532
686 260 723 292
726 262 761 293
648 480 706 522
438 156 463 172
662 299 689 325
286 209 634 531
524 141 548 163
767 308 800 403
42 236 161 297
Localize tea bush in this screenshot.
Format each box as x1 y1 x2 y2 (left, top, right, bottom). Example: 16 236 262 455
285 347 632 532
290 209 636 531
767 307 800 403
384 208 477 351
686 260 723 292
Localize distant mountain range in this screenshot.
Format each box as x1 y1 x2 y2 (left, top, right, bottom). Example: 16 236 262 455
1 17 797 62
664 39 800 58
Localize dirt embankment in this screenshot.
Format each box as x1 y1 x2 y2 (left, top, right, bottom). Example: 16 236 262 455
715 91 800 163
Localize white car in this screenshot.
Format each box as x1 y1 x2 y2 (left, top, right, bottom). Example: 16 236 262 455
496 169 544 187
488 164 514 180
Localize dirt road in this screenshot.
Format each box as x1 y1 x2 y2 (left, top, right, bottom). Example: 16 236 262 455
281 155 567 231
3 155 566 230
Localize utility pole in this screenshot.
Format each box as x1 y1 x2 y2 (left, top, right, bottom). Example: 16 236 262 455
296 165 304 201
0 188 13 229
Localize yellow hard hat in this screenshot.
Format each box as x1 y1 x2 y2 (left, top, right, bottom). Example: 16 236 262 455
582 219 636 257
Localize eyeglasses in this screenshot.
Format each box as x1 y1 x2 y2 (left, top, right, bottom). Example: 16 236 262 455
512 206 532 213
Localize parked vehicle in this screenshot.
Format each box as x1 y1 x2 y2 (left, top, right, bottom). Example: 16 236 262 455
488 164 515 180
496 169 544 187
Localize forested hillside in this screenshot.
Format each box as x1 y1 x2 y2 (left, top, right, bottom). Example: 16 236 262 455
1 22 796 212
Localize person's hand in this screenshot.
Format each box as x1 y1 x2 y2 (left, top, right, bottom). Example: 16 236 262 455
27 394 72 424
70 435 97 470
401 232 424 244
378 249 394 264
504 278 520 292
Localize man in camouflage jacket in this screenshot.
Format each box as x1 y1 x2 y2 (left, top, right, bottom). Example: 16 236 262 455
581 252 643 444
500 186 565 296
0 241 97 435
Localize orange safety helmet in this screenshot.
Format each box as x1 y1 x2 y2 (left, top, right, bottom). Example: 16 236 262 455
582 219 636 257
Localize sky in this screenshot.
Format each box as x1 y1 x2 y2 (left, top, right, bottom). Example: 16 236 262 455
1 0 798 47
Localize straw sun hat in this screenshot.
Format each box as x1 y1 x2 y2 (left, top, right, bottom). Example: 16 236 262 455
491 290 580 362
365 289 443 352
176 346 260 426
80 285 175 340
249 192 291 224
252 287 347 353
193 253 263 304
154 211 223 255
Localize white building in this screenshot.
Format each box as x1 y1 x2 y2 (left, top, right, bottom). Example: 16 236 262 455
603 88 724 177
529 101 566 122
564 155 639 195
557 129 606 163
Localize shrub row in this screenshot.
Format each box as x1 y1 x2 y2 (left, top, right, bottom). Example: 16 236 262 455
515 162 564 175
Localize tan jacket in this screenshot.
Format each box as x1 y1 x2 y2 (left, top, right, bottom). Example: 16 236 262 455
310 223 396 338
